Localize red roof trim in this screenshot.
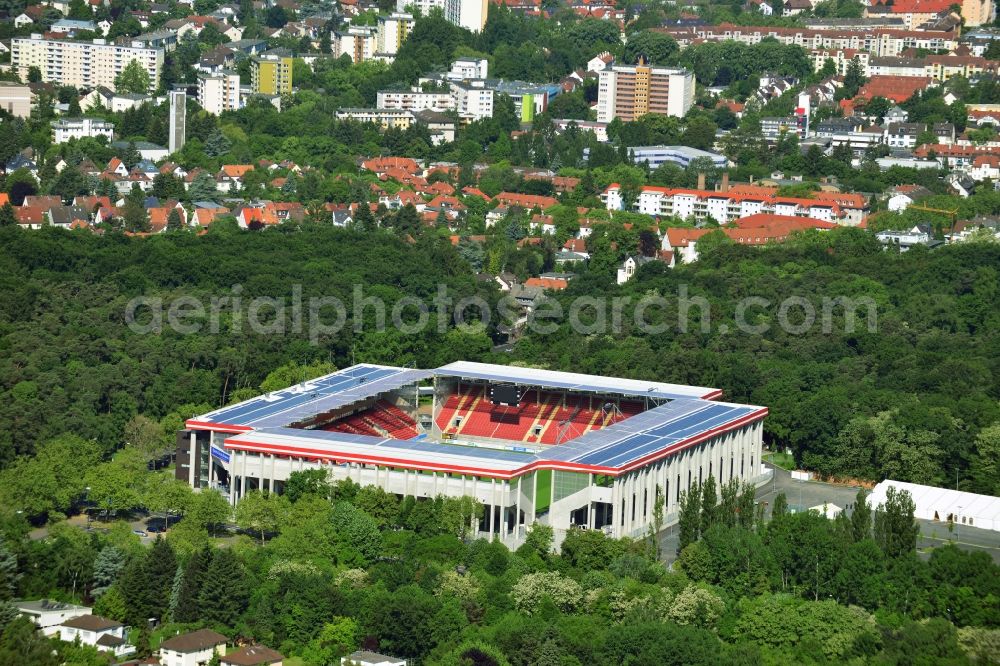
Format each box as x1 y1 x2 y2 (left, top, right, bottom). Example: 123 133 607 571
184 420 253 433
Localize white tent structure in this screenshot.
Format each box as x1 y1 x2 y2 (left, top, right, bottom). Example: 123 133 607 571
809 503 842 519
868 480 1000 532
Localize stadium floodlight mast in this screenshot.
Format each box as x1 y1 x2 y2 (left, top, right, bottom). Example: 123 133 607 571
602 402 623 425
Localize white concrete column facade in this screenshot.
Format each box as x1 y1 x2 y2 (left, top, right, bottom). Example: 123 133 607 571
188 431 197 487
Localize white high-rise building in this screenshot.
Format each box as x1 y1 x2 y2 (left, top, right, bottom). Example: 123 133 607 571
376 12 414 56
596 62 695 122
445 0 488 32
335 25 378 63
396 0 488 32
169 89 186 154
11 35 163 90
197 71 242 116
449 79 493 121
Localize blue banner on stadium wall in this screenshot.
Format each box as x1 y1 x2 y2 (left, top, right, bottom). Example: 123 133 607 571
211 446 231 464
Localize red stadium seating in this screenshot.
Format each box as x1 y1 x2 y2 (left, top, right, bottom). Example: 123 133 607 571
433 388 645 444
319 401 422 439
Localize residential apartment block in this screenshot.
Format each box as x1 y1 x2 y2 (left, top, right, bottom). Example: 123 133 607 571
376 12 414 56
251 53 292 95
397 0 488 31
659 24 959 56
449 79 494 121
596 62 695 122
868 54 999 81
335 107 415 129
51 117 115 143
11 35 163 91
335 25 377 63
197 70 242 115
376 86 453 113
602 184 868 226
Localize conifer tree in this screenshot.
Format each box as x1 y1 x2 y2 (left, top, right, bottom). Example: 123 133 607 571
173 545 213 624
198 549 247 627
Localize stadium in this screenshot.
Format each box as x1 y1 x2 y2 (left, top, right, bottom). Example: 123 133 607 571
178 362 767 544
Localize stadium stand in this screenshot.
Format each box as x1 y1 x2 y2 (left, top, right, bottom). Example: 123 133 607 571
435 387 644 444
320 401 421 440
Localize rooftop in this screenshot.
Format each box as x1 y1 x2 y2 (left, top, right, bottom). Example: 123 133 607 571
221 644 284 666
160 629 228 653
61 614 122 631
190 363 765 477
16 599 90 613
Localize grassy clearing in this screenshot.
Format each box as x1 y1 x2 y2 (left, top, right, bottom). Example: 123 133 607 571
764 451 796 470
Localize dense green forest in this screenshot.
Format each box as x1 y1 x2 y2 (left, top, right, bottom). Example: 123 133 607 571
518 231 1000 492
1 470 999 666
1 224 999 502
0 223 496 469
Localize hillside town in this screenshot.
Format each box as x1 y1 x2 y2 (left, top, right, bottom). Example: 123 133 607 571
1 0 999 289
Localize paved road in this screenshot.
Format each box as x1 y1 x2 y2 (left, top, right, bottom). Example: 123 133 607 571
29 512 161 543
658 463 1000 564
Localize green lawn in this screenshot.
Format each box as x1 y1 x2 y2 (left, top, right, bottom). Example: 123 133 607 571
764 451 796 470
535 469 552 516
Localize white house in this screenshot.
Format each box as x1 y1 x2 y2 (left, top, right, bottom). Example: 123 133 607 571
51 117 115 143
158 628 228 666
616 255 657 284
80 86 159 113
969 155 1000 182
875 224 933 251
586 52 614 73
13 13 34 28
15 600 91 636
448 56 488 80
58 615 134 657
886 185 932 212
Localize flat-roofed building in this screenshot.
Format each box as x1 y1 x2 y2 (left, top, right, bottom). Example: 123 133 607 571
335 25 377 63
376 12 413 56
596 60 695 122
376 86 453 113
15 600 91 635
11 35 162 90
51 117 115 143
251 52 292 95
335 107 415 129
198 70 242 115
179 362 767 547
0 81 32 118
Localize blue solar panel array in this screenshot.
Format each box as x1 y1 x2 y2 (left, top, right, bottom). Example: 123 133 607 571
538 399 758 469
229 402 758 471
206 363 762 472
246 427 534 466
199 365 433 429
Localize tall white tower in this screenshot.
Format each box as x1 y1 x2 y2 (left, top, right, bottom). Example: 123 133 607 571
169 89 186 154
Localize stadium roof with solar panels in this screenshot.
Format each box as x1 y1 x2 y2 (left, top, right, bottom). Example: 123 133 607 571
187 363 766 478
